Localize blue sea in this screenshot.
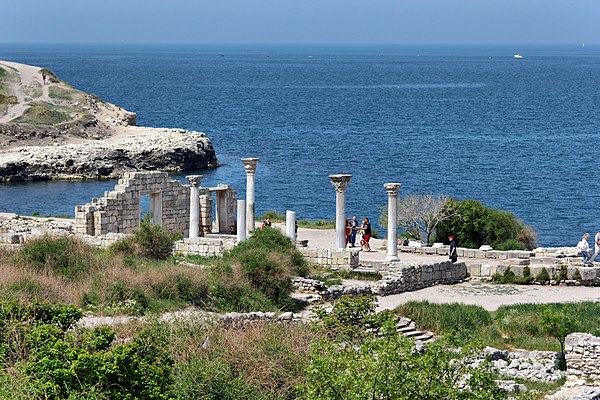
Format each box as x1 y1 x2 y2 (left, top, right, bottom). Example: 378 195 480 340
1 43 599 247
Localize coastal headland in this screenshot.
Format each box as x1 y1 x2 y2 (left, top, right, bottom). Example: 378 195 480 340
0 60 218 181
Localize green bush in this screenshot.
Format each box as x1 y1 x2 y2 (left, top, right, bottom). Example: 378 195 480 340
24 326 174 399
150 272 209 306
222 228 308 310
434 199 536 250
305 297 506 399
495 239 526 251
110 216 181 260
18 235 98 278
536 267 551 283
492 267 534 284
573 268 582 281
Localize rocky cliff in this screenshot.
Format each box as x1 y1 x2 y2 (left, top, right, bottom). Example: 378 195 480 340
0 60 218 181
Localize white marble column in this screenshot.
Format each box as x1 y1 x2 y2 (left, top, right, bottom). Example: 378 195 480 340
187 175 204 238
329 174 352 249
286 210 296 242
384 183 402 262
241 158 260 236
237 199 246 243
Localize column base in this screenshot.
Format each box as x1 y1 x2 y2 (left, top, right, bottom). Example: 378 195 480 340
385 254 400 262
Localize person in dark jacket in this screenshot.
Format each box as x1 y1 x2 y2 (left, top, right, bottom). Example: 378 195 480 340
448 235 457 263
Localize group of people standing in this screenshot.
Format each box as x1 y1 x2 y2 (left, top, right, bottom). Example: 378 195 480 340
577 231 600 266
345 216 372 251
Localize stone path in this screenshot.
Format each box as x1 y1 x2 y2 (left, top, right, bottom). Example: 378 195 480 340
0 60 51 123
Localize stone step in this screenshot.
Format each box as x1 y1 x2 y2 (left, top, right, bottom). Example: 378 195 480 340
397 326 416 334
352 267 379 274
414 332 434 341
396 317 413 328
403 330 424 338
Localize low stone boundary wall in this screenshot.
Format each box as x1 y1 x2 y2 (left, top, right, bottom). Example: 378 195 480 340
400 245 533 260
298 247 359 270
174 236 236 257
80 232 130 248
566 333 600 384
375 261 467 295
292 261 466 298
467 263 600 285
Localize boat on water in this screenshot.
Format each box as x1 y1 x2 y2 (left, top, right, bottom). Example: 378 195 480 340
514 54 523 59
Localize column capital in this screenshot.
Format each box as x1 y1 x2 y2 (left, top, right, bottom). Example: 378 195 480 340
384 182 402 196
329 174 352 193
241 158 260 174
187 175 204 187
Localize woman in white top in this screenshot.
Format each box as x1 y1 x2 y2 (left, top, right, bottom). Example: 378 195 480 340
577 233 592 266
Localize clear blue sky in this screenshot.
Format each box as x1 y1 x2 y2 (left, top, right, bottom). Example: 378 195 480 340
2 0 599 44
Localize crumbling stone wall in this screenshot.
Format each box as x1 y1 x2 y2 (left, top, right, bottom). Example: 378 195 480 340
298 248 359 270
74 171 190 236
74 171 238 237
566 333 600 384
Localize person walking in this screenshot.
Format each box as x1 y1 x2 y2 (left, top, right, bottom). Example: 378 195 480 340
577 233 592 266
448 235 458 263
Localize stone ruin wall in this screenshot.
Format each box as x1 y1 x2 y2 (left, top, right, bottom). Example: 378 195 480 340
75 171 191 236
74 171 237 238
566 333 600 384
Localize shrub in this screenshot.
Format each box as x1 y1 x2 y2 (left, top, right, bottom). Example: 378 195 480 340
434 198 536 250
168 321 314 400
223 228 308 309
492 267 534 284
18 235 98 278
150 272 209 306
24 326 174 399
495 239 526 251
573 268 582 281
557 264 568 282
110 216 181 260
305 297 506 399
536 267 551 283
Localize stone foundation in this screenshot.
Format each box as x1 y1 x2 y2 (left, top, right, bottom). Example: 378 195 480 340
174 236 236 257
298 247 359 270
566 333 600 384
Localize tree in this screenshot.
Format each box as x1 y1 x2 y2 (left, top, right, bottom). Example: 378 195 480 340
540 307 578 371
380 194 455 245
434 198 537 250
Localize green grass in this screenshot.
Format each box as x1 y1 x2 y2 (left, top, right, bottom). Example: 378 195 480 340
48 85 75 100
1 228 309 316
0 93 18 105
298 219 336 229
396 301 600 351
13 102 69 125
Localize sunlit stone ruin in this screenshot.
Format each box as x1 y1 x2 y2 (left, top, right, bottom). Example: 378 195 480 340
74 171 237 238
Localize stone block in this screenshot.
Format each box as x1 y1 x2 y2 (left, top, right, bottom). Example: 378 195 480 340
436 247 448 255
480 264 496 277
468 263 481 276
464 249 475 258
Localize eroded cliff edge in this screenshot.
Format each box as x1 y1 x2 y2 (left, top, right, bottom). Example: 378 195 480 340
0 60 218 181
